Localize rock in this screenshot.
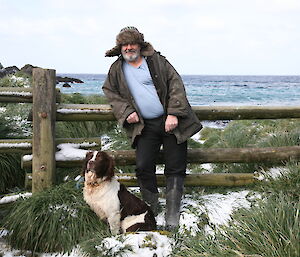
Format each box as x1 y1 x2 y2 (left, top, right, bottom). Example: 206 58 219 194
5 66 20 74
0 66 20 78
0 70 6 78
62 83 71 87
20 64 39 76
56 76 84 84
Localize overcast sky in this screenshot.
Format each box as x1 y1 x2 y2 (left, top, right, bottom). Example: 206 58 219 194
1 0 299 75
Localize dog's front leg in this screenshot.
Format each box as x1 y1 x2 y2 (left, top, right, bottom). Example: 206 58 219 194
107 211 121 235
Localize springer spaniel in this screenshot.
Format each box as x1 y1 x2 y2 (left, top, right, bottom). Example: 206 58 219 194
82 151 156 235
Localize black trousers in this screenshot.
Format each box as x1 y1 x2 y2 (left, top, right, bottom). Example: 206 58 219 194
135 116 187 193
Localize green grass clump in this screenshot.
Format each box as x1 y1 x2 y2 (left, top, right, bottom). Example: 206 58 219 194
224 195 300 257
0 153 25 193
3 182 110 254
202 119 300 149
174 194 300 257
0 115 26 193
256 162 300 201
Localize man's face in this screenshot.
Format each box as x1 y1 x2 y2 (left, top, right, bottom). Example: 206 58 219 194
121 43 141 62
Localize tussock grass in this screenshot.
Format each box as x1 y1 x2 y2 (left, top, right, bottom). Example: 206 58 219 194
174 194 300 257
0 115 25 193
257 162 300 201
202 119 300 149
0 153 24 193
3 182 109 254
258 129 300 147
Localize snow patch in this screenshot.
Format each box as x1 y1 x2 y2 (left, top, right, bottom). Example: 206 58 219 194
0 143 31 148
98 232 173 257
57 108 110 114
0 193 32 204
22 142 98 162
0 91 32 96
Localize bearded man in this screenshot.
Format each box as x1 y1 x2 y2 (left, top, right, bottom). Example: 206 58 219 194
102 26 202 230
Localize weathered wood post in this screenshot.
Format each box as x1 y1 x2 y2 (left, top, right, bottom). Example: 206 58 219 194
32 68 56 193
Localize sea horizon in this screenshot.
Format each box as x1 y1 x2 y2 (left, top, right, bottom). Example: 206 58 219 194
55 74 300 107
58 73 300 77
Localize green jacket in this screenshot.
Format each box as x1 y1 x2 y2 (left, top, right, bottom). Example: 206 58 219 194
102 45 202 147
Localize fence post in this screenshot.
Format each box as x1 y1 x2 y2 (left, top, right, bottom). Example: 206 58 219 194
32 68 56 193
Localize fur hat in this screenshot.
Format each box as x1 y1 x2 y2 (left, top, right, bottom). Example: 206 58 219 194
105 26 154 57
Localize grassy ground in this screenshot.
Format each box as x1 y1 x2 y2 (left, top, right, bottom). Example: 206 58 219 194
172 163 300 257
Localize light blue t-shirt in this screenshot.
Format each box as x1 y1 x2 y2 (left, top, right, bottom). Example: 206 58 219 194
123 58 164 119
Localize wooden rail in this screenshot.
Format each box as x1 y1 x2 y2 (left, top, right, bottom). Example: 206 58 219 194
25 173 258 189
0 138 101 153
21 146 300 168
0 87 61 103
28 104 300 121
0 87 33 103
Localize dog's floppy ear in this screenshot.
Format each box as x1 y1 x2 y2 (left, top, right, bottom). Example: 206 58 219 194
106 154 115 179
82 151 93 176
99 151 115 180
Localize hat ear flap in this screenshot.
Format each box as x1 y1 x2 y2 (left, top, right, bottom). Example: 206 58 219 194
105 46 121 57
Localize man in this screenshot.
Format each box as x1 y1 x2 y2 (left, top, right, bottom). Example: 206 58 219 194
102 26 202 230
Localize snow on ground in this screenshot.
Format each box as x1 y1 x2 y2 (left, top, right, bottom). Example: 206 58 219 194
263 166 289 179
98 232 173 257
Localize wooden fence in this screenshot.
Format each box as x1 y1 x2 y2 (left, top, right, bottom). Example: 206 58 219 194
1 68 300 193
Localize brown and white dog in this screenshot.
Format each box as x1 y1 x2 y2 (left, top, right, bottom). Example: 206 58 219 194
82 151 156 235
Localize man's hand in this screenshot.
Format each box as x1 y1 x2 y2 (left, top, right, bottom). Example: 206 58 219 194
126 112 139 124
165 115 178 132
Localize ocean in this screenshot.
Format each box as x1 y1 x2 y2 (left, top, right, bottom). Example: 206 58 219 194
56 74 300 106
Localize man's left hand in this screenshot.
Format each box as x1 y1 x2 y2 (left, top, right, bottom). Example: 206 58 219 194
165 115 178 132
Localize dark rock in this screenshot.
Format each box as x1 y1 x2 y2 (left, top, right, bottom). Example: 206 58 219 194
0 66 20 78
62 83 71 88
5 66 20 74
0 70 6 78
56 76 84 84
21 64 39 76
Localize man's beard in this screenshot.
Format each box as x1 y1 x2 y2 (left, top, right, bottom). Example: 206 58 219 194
122 48 140 62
